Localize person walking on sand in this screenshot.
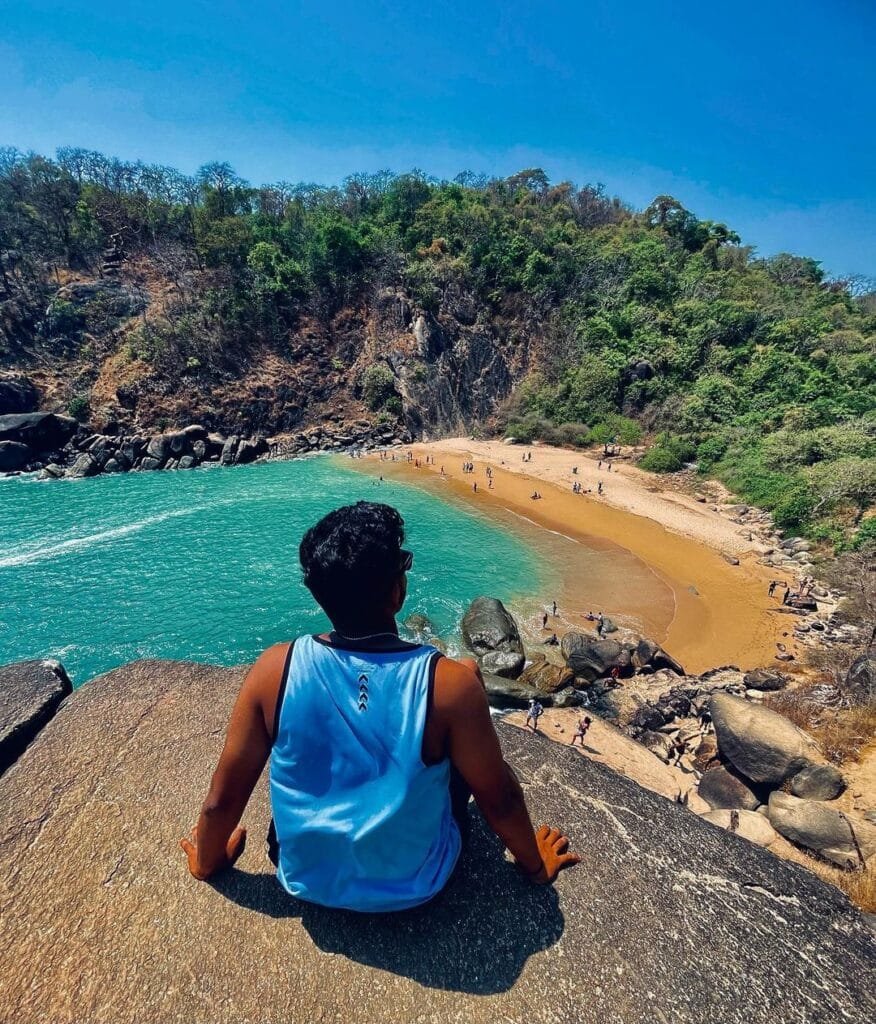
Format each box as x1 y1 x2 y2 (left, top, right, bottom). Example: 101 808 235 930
768 580 777 598
525 699 544 732
180 501 579 907
473 482 477 493
552 601 558 617
597 481 603 495
782 587 791 605
542 612 549 629
570 716 592 746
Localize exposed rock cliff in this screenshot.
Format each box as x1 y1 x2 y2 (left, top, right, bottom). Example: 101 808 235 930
1 660 873 1024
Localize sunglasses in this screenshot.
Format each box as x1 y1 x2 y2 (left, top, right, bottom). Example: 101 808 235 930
400 549 413 573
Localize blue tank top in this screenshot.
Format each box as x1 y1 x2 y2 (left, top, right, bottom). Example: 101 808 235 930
269 634 461 912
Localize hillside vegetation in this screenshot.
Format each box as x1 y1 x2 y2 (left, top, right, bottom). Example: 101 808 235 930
1 148 874 543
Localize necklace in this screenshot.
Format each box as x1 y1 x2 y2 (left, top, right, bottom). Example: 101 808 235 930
330 629 400 642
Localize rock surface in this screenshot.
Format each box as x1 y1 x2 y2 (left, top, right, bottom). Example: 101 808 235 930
701 809 778 848
789 764 847 802
768 792 876 869
698 765 762 811
461 597 524 660
0 660 873 1024
710 692 819 786
0 659 72 774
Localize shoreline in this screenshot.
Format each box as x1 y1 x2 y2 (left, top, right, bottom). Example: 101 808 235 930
369 438 802 673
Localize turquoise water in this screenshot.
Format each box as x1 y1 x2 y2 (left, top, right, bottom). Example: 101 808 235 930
0 458 545 686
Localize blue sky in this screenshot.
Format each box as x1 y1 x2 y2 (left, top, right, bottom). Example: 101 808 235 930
2 0 874 276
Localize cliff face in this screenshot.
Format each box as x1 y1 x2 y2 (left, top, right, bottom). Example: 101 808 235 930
1 266 529 441
1 659 873 1024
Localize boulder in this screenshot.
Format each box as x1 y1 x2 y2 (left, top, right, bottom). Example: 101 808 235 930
461 597 524 659
145 434 169 461
0 412 77 452
640 730 673 762
697 766 761 811
177 455 196 470
481 673 581 709
846 654 876 701
236 436 268 464
220 435 240 466
692 735 720 773
480 650 526 679
789 764 846 802
0 660 872 1024
66 452 98 478
743 669 788 692
0 374 39 414
101 457 123 474
139 456 162 471
710 692 819 786
768 793 876 869
517 656 575 694
0 659 72 774
701 809 778 848
561 633 629 681
0 440 30 472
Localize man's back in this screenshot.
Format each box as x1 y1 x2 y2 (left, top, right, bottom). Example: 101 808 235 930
270 634 460 912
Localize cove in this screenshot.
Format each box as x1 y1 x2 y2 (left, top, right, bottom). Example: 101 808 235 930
0 457 547 686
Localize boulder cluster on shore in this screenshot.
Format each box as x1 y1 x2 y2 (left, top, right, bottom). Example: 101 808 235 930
454 595 876 873
0 410 412 480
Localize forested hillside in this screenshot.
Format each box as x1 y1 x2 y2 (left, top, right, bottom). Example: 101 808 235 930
1 148 873 543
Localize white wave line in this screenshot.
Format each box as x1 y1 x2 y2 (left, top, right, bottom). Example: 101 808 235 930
0 505 208 569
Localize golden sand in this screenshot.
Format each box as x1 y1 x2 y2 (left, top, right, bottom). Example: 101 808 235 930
370 439 800 674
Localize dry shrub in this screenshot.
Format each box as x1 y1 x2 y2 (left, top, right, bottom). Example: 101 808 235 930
808 860 876 915
765 687 876 765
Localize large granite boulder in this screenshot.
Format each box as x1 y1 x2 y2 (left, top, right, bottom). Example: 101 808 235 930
710 692 819 787
789 764 846 802
561 632 630 681
701 809 778 848
698 765 762 812
517 655 575 694
0 440 30 472
768 793 876 869
0 412 77 453
481 673 581 709
0 659 72 774
462 597 524 662
0 660 872 1023
743 668 788 692
480 650 526 679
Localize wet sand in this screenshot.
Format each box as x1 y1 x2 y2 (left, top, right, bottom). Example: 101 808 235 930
369 440 797 673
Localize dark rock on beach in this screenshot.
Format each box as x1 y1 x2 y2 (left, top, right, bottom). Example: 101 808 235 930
768 792 876 869
698 765 762 812
0 659 872 1023
0 659 72 775
462 597 525 679
789 764 847 802
0 440 30 472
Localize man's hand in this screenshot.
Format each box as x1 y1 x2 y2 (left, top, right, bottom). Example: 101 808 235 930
524 824 581 884
180 825 247 881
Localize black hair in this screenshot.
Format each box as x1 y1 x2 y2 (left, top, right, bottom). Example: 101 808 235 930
299 501 406 626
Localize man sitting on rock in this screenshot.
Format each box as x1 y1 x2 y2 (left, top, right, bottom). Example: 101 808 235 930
180 501 579 911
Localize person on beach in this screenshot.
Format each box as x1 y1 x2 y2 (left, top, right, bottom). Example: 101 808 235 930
570 716 591 746
552 601 558 616
180 501 579 908
544 633 559 646
525 699 545 731
768 580 777 597
542 612 549 629
596 613 605 636
597 482 603 495
782 587 791 605
473 482 478 493
489 478 493 489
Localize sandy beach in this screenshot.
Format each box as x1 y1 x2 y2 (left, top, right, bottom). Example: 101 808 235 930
370 438 800 673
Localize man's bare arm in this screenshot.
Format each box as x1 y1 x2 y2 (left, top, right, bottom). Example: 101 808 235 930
436 657 580 882
180 642 288 879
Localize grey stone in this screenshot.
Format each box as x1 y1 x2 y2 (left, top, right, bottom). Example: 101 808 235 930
480 650 526 679
102 457 123 473
768 792 876 868
462 597 524 658
0 411 77 452
517 657 575 694
710 692 819 786
846 654 876 701
0 440 30 472
0 660 872 1023
698 765 761 811
139 456 162 471
0 659 72 774
220 435 240 465
789 764 846 802
742 668 788 692
67 452 98 478
0 374 39 415
177 455 196 470
561 633 629 681
145 434 169 461
701 809 778 848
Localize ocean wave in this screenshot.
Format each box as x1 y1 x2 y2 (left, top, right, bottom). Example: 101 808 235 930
0 505 208 569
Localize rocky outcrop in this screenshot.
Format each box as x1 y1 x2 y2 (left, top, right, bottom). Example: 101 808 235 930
517 654 575 694
561 629 684 683
743 668 789 692
0 373 39 414
0 659 873 1024
710 692 820 787
768 793 876 869
482 672 582 709
846 653 876 701
0 411 78 456
462 597 525 679
698 765 762 811
0 659 72 774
